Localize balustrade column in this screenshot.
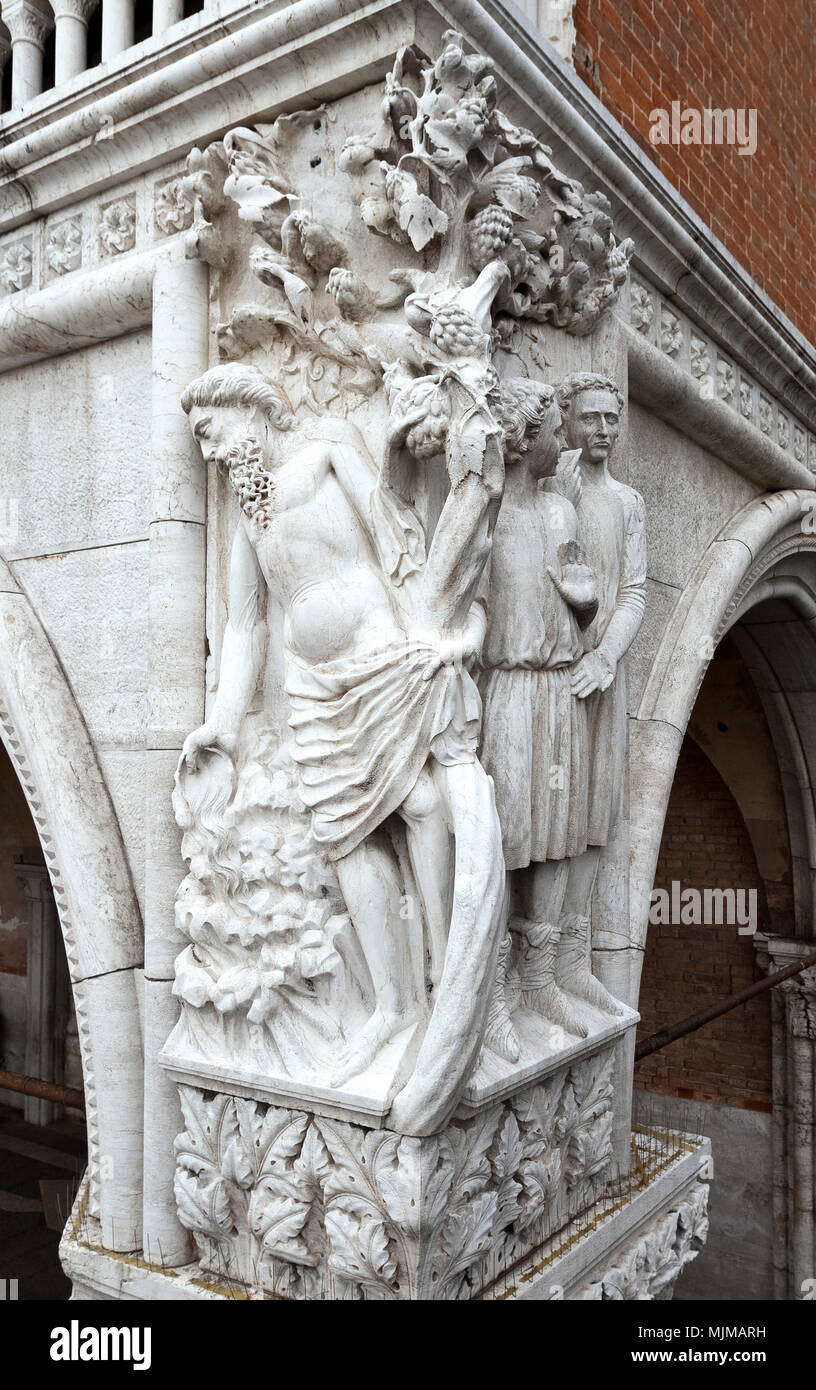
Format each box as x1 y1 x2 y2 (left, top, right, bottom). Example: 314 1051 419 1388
53 0 96 83
2 0 53 108
0 33 10 109
101 0 134 61
152 0 182 36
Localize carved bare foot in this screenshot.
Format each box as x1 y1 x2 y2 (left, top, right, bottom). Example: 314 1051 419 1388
329 1007 403 1087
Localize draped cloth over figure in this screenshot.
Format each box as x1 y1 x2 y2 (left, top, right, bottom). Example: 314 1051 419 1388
287 643 482 861
478 486 590 870
577 477 647 846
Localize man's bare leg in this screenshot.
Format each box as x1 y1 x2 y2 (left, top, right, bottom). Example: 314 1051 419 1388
561 845 601 922
399 763 453 989
388 758 506 1135
331 834 420 1086
525 859 569 925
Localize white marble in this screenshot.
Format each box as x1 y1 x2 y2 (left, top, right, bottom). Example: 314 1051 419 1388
16 0 816 1304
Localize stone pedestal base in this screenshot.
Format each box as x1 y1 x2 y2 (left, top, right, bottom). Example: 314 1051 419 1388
61 1130 708 1301
62 1028 710 1302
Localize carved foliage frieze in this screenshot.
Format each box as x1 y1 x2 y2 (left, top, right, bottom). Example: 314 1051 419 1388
577 1179 709 1300
174 1047 616 1300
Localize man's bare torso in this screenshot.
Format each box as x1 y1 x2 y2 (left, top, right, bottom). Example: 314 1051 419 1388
250 442 405 666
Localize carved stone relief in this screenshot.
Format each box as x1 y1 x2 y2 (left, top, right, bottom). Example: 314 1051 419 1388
46 218 83 276
0 238 32 293
174 1046 616 1300
98 199 136 257
161 31 657 1297
576 1179 709 1300
164 32 640 1159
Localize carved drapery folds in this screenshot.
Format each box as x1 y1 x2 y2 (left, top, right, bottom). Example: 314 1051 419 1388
167 31 647 1297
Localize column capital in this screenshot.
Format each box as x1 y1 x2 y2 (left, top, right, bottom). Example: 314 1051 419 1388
2 0 54 48
15 857 51 901
52 0 98 22
780 969 816 1039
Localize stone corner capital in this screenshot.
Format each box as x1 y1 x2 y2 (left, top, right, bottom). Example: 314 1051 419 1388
1 0 55 46
51 0 98 22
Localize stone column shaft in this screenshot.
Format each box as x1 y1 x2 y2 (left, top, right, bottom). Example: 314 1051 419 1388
3 0 53 108
101 0 134 61
152 0 184 36
142 251 209 1266
53 0 97 83
759 936 816 1301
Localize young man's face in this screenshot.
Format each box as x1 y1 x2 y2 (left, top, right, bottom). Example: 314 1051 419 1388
188 404 258 466
527 404 565 480
564 389 621 464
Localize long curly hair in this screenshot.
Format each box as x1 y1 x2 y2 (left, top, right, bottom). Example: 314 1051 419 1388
181 363 295 430
498 378 558 463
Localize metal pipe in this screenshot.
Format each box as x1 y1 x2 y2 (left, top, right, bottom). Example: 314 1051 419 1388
0 1068 85 1110
634 949 816 1062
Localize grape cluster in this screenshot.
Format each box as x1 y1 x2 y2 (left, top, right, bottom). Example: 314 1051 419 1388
467 204 514 271
405 389 449 460
429 303 487 357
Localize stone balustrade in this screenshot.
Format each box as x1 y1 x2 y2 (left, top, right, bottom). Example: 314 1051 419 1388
0 0 227 114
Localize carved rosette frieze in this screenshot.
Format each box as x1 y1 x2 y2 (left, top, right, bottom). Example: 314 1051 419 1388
631 275 815 463
154 177 195 237
98 199 136 257
46 218 83 276
576 1179 709 1300
0 238 33 294
174 1048 616 1300
689 334 711 381
659 306 682 357
630 283 654 334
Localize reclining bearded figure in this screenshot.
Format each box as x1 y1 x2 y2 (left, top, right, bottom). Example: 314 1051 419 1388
174 362 506 1136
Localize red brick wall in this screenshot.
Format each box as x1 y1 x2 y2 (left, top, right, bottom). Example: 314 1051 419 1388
636 735 772 1110
572 0 815 341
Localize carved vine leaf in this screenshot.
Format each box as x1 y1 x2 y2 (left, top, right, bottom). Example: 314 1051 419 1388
560 1051 615 1188
645 1213 682 1297
385 167 448 251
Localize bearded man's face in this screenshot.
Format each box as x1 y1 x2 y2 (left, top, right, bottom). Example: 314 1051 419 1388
188 404 261 468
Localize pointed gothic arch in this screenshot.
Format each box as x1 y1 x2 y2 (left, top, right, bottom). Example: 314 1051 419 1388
0 555 144 1251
